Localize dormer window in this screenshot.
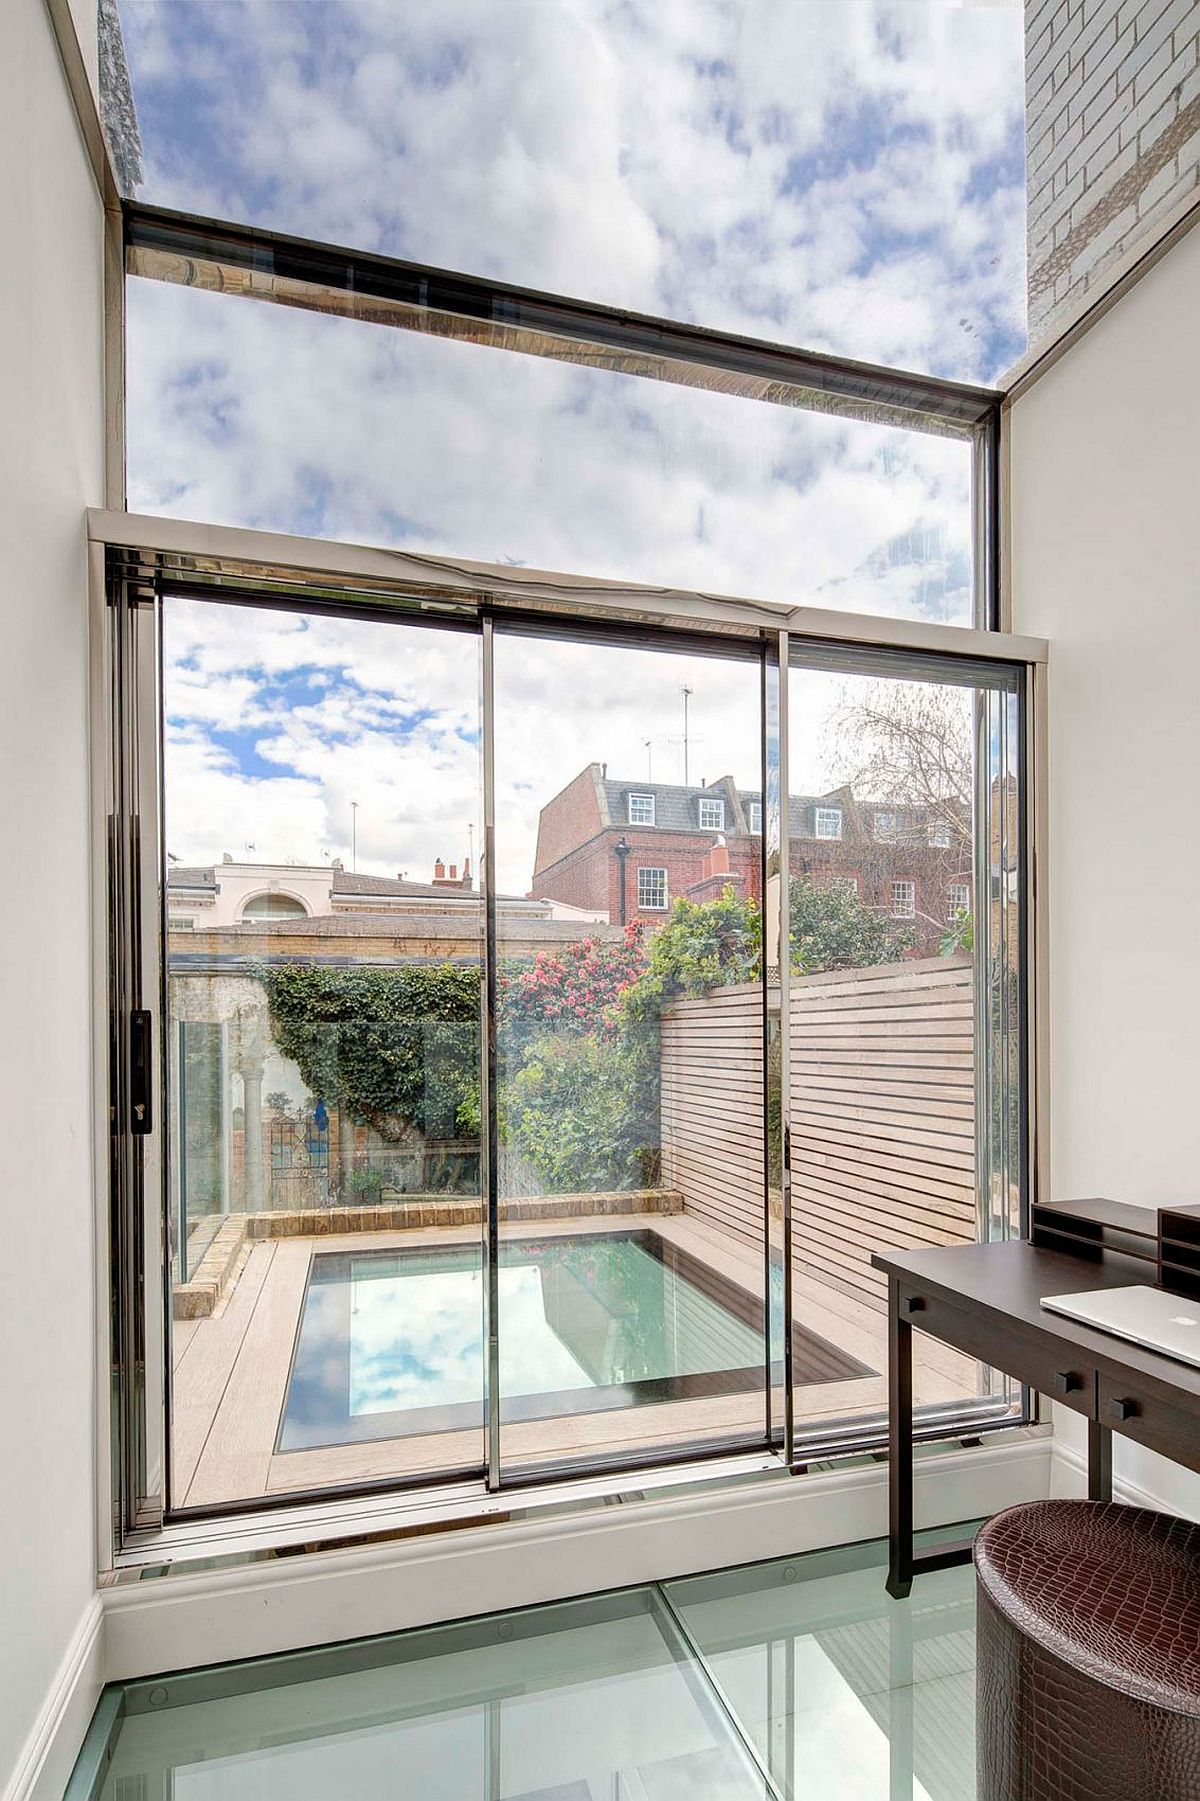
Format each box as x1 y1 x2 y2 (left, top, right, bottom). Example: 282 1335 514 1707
698 796 725 831
928 819 952 847
815 807 843 840
746 800 762 835
628 793 655 825
874 811 898 842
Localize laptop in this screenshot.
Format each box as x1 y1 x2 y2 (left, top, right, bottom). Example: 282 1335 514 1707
1040 1284 1200 1369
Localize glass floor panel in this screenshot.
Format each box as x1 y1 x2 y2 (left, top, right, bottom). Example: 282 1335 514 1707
74 1532 977 1801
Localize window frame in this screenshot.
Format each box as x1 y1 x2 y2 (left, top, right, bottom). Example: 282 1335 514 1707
628 793 655 826
947 881 971 921
891 879 916 918
814 806 843 840
97 509 1043 1572
636 865 669 911
98 197 1045 1571
697 796 725 832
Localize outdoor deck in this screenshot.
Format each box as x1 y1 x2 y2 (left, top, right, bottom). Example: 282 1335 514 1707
170 1208 989 1510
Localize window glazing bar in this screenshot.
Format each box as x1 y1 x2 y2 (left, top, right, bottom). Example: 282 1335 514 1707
124 202 999 441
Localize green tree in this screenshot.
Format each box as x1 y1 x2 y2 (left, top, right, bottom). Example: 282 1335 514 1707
789 878 914 973
940 907 974 957
506 889 759 1192
500 1032 660 1193
620 888 762 1021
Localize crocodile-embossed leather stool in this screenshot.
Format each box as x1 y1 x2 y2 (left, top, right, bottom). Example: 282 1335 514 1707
974 1500 1200 1800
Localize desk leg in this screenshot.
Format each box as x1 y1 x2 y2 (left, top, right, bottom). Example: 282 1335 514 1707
1087 1419 1113 1503
886 1276 914 1600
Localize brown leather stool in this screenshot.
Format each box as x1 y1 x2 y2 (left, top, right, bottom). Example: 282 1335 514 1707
975 1500 1200 1800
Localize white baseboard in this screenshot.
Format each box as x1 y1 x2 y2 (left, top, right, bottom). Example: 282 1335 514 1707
103 1431 1051 1683
1049 1440 1190 1513
3 1597 104 1801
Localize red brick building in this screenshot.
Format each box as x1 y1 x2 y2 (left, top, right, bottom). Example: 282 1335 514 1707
530 763 974 957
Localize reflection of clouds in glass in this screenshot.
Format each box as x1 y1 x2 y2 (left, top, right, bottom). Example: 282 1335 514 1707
348 1265 591 1417
344 1239 765 1421
119 0 1026 383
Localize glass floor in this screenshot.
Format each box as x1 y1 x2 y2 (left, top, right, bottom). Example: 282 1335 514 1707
73 1528 976 1801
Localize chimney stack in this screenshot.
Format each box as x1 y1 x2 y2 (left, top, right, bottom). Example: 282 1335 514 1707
434 858 446 880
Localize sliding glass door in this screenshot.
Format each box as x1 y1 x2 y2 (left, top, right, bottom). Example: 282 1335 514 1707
785 643 1025 1457
489 619 776 1482
113 558 1027 1530
159 590 486 1511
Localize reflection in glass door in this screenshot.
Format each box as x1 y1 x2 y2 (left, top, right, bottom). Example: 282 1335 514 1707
784 644 1024 1457
161 592 485 1511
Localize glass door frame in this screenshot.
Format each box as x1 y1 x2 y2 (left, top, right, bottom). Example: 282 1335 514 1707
482 609 776 1492
98 511 1046 1563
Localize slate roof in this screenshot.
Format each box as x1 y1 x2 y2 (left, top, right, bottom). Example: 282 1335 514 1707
331 871 472 900
600 775 744 833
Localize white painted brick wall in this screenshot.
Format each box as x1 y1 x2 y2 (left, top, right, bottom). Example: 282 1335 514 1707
1026 0 1200 339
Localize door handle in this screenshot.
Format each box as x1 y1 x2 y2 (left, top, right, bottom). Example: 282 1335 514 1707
1108 1396 1140 1423
1052 1370 1082 1395
130 1009 153 1136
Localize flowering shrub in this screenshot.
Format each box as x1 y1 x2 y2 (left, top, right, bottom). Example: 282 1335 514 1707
498 927 646 1062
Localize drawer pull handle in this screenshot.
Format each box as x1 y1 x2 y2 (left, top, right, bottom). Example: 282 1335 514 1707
1109 1396 1140 1423
1053 1371 1082 1395
905 1296 926 1315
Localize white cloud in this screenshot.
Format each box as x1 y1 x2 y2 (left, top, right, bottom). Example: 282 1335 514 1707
120 0 1026 377
124 2 1020 888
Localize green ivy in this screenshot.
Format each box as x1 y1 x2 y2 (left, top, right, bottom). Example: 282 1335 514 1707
254 961 480 1143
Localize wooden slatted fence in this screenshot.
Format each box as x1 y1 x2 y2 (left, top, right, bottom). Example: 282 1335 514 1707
660 955 976 1310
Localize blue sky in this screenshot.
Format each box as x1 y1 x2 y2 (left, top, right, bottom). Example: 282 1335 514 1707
126 3 1023 881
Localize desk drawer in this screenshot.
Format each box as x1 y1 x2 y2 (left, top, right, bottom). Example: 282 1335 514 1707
901 1287 1095 1418
1097 1372 1200 1474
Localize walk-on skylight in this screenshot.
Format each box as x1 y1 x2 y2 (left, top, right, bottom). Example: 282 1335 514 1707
109 1 1028 383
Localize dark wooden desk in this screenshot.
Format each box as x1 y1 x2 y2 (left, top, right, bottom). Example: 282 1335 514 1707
871 1239 1200 1597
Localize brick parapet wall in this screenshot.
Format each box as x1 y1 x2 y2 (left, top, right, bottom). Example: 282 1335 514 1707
1026 0 1200 341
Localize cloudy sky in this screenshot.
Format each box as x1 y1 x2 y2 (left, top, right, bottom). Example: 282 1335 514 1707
125 1 1026 889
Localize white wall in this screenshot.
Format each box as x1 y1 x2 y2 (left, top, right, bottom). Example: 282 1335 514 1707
1009 218 1200 1518
0 0 105 1793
